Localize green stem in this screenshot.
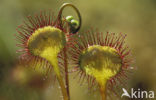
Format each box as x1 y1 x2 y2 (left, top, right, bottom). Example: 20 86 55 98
49 57 69 100
56 74 69 100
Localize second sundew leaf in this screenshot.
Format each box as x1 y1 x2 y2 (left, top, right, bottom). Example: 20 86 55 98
79 45 122 84
68 30 134 100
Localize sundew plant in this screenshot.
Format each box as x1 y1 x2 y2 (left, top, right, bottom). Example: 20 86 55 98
15 3 134 100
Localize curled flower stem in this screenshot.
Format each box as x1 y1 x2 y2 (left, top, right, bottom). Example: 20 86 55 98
56 3 82 100
57 3 82 33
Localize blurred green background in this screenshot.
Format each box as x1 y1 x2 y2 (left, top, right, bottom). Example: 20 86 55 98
0 0 156 100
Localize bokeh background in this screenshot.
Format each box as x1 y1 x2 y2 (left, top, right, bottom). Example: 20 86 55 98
0 0 156 100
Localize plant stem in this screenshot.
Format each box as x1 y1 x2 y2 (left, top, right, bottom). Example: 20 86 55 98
49 57 69 100
99 81 107 100
56 73 69 100
55 3 82 99
57 3 82 33
63 46 70 99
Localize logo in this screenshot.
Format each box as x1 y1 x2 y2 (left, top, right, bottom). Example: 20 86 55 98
121 88 155 99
